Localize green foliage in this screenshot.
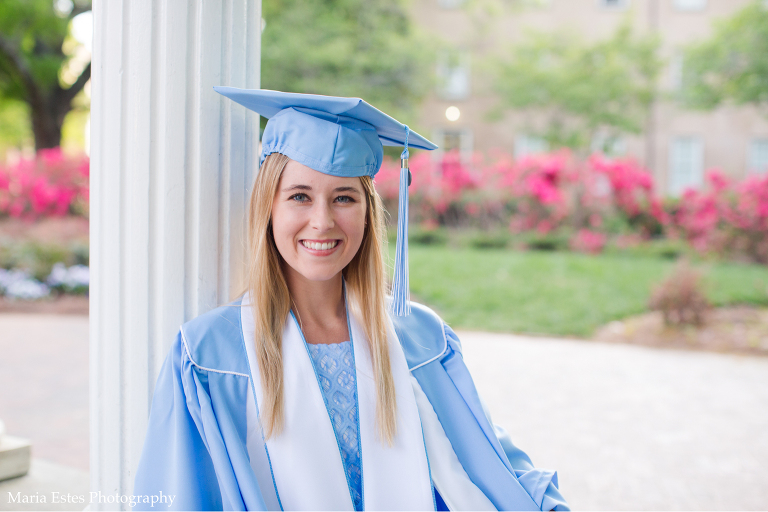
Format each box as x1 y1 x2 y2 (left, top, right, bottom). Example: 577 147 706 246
409 226 449 246
522 229 572 252
0 0 92 149
467 230 510 249
680 1 768 111
261 0 433 123
492 24 662 151
0 239 87 281
0 98 32 155
604 238 691 260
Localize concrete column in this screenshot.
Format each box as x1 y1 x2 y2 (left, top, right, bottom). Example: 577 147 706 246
89 0 261 507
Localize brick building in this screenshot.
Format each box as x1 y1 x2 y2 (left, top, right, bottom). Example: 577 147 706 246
413 0 768 195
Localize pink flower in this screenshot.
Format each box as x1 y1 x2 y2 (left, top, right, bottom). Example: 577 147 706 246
0 148 89 219
570 229 606 254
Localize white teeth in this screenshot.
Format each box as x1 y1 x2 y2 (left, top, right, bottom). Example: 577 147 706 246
301 240 338 251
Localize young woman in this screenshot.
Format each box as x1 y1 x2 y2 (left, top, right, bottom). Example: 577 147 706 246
133 88 568 511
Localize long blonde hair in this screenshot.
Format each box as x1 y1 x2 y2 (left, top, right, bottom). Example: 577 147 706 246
245 153 396 444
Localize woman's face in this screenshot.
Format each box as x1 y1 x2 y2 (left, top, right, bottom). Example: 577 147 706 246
271 159 367 283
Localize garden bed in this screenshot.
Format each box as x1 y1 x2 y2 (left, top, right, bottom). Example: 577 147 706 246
594 305 768 356
0 295 88 315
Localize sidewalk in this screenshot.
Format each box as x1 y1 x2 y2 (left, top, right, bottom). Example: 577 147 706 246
0 314 89 512
1 314 767 510
459 330 768 510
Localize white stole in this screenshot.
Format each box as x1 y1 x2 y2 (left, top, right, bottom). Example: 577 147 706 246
241 294 434 511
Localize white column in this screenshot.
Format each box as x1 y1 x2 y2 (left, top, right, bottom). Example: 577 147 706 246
89 0 261 507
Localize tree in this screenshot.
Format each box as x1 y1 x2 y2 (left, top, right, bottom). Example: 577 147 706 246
491 25 662 152
261 0 433 127
680 1 768 112
0 0 91 151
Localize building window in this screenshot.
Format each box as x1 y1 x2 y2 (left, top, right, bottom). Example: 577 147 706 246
669 52 684 91
436 50 471 101
514 134 548 159
432 128 474 161
591 133 627 157
437 0 464 8
673 0 707 11
669 137 704 195
749 139 768 174
599 0 630 9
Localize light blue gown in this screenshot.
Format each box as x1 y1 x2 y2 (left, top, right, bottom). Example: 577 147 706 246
133 300 569 511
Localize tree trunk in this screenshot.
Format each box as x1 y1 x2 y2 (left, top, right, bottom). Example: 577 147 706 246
30 99 63 151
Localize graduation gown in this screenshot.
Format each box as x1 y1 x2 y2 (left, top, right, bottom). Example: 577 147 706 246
133 298 568 511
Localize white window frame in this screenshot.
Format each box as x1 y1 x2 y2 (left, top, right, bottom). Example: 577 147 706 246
748 139 768 175
669 52 684 91
673 0 707 12
514 134 548 160
432 128 474 163
591 132 627 157
436 50 471 101
598 0 630 10
438 0 464 9
669 136 704 196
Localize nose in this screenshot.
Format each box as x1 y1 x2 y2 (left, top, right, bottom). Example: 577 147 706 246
309 201 335 232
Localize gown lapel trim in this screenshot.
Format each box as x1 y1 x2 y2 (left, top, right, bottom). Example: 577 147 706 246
405 323 448 372
179 325 250 378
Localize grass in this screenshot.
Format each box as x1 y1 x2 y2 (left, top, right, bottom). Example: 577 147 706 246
388 246 768 337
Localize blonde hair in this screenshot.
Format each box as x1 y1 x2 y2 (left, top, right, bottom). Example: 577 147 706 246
246 153 396 444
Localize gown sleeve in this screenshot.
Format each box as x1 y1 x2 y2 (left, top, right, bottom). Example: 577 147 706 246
132 332 223 511
443 324 570 512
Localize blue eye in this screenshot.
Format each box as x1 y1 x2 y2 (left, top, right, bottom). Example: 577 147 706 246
289 193 309 202
335 195 354 204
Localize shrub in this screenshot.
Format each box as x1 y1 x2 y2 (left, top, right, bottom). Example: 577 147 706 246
0 240 88 281
375 149 767 262
0 148 89 220
409 226 449 246
522 229 572 252
467 231 510 250
649 260 710 326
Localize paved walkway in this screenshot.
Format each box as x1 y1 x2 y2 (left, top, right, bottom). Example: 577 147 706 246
1 314 767 510
459 331 768 511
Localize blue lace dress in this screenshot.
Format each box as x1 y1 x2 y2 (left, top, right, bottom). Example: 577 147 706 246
306 341 363 511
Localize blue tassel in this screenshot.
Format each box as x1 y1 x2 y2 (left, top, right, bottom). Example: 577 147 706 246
392 126 411 316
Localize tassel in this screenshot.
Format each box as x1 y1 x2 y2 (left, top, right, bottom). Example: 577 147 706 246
391 125 411 317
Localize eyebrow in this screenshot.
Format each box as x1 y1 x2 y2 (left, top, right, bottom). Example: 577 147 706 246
282 184 362 194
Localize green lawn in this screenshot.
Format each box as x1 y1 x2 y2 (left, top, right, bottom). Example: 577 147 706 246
389 246 768 337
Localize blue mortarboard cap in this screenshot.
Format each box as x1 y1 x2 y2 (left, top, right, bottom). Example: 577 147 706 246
214 87 438 317
212 87 436 176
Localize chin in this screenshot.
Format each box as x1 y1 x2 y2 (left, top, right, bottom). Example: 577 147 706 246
290 263 345 283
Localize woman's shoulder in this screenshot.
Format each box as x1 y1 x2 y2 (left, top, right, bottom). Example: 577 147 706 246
178 298 250 376
391 301 459 371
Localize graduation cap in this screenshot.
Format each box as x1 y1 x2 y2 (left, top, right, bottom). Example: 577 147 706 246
213 87 438 317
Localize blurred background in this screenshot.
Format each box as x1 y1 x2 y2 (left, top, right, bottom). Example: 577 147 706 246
0 0 767 510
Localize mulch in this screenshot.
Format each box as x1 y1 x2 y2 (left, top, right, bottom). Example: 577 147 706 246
593 305 768 357
0 216 89 245
0 295 89 315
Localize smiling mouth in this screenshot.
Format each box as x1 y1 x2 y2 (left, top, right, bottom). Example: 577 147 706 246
300 240 340 251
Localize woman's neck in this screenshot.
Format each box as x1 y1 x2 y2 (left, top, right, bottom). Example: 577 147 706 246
283 268 347 344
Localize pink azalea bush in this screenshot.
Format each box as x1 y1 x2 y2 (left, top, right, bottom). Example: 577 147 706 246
669 170 768 263
0 148 89 220
375 149 768 262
